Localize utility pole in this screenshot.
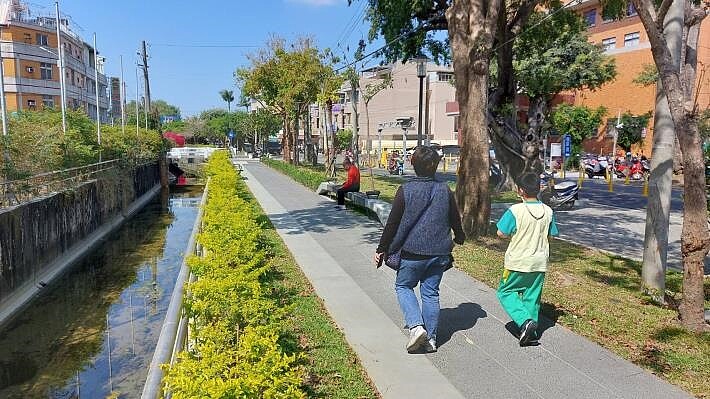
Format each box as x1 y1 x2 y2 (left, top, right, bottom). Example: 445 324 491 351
55 1 67 135
0 27 8 137
140 41 151 119
641 0 684 299
135 64 139 134
93 33 101 160
120 55 125 135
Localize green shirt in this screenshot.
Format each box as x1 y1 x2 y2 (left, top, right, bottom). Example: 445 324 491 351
496 201 558 273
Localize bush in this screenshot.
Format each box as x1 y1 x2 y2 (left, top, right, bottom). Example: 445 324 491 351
0 109 166 179
261 158 330 190
163 152 306 398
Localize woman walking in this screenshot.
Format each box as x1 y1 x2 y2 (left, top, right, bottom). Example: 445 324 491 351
374 146 465 353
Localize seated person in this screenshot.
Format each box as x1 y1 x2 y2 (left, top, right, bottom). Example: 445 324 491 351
336 158 360 210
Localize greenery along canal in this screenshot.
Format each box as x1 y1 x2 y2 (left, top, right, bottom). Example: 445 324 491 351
0 186 203 399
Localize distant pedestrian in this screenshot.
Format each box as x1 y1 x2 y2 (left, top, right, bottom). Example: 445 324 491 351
380 148 389 168
495 172 559 346
374 146 465 353
335 158 360 210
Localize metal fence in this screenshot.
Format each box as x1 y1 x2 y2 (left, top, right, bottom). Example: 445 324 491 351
0 160 121 208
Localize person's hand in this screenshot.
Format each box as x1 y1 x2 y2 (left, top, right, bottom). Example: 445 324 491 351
373 252 384 267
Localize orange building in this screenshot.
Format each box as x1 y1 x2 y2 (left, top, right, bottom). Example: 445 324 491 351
0 0 109 121
568 0 710 156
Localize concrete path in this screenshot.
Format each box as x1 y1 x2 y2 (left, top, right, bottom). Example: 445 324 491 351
239 159 692 399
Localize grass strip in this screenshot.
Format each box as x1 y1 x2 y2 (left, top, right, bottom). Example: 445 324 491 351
264 158 710 398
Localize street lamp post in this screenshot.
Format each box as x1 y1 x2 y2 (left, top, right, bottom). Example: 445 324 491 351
377 124 383 167
55 1 67 135
414 56 428 147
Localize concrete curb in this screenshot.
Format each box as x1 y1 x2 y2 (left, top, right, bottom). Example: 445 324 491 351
0 184 162 329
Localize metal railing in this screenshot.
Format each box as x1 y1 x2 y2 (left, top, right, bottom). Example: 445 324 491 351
0 159 120 208
141 181 208 399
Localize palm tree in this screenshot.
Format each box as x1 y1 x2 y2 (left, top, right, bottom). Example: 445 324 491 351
220 90 234 112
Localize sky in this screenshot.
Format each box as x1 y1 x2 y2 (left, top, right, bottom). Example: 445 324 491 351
39 0 376 117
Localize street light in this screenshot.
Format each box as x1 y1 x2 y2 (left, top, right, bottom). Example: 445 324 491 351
396 117 413 173
414 55 428 147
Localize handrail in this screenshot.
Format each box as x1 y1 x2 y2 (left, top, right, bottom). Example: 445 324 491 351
141 179 209 399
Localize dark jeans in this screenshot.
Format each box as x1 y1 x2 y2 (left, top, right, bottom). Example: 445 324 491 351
336 185 360 205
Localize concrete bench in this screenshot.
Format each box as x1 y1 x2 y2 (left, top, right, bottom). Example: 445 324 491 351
316 182 392 226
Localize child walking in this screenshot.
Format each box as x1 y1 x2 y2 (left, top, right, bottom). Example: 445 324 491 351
495 172 559 346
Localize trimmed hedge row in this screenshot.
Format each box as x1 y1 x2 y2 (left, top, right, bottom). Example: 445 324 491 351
261 158 330 191
164 152 306 398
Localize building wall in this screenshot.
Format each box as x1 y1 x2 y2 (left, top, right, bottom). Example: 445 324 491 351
571 0 710 157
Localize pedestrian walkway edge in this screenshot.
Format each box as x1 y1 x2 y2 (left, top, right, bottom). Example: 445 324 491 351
241 164 466 399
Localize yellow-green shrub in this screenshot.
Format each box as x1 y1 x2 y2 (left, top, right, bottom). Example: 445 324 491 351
164 151 305 398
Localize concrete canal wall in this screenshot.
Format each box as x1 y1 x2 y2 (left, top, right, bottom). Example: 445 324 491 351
0 162 161 327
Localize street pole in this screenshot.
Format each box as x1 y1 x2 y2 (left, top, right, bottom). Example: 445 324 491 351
416 59 426 147
135 64 139 134
0 27 8 137
402 127 407 174
55 1 67 135
641 0 684 299
93 33 101 160
378 126 382 167
141 40 151 116
120 55 125 135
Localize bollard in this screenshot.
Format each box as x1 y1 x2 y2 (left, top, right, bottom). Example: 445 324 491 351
624 172 630 185
608 170 614 192
642 175 649 197
577 166 584 188
443 155 448 172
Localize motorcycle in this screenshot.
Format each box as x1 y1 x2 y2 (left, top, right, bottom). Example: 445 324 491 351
388 157 404 175
584 156 610 179
539 172 579 210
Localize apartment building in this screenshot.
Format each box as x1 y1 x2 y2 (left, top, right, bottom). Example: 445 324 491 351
569 0 710 155
0 0 109 122
310 61 458 151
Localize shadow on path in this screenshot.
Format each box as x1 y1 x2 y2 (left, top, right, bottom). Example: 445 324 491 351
437 302 487 347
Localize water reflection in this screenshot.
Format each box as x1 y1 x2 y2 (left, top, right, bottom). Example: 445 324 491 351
0 186 203 398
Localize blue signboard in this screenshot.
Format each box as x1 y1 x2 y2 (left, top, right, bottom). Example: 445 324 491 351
563 134 572 157
160 114 181 124
227 130 235 139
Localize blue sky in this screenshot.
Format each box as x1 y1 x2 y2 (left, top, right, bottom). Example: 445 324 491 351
47 0 375 116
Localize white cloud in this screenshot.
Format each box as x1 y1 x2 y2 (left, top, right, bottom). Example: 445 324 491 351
286 0 344 6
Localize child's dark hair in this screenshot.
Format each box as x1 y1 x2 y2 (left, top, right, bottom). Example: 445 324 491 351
411 146 441 177
516 172 541 197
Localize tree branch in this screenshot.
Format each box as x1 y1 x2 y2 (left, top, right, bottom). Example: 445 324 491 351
656 0 673 29
507 0 539 35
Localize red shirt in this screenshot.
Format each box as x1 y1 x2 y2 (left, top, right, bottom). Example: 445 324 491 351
342 165 360 190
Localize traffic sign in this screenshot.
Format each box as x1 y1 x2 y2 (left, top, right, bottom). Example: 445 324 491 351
563 134 572 157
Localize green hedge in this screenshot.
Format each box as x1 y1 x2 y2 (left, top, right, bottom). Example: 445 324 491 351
163 152 306 398
261 158 331 191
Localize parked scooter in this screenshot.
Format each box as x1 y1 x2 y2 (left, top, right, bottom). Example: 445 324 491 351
539 172 579 210
584 155 610 179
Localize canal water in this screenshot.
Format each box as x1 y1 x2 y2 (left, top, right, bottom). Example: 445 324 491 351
0 187 203 398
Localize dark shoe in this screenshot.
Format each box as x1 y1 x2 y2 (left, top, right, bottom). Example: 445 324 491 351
519 319 538 347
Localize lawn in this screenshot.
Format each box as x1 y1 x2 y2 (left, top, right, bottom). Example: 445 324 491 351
264 158 710 398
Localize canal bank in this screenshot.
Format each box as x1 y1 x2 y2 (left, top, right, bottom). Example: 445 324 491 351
0 162 162 328
0 186 203 398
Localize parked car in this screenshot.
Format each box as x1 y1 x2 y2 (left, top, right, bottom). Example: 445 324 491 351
266 141 282 155
441 145 460 157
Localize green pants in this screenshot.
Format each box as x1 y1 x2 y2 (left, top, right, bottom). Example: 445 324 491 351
496 269 545 328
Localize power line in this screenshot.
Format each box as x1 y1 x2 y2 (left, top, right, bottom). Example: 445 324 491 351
151 43 260 48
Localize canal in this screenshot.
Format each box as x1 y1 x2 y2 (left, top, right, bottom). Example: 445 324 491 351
0 186 203 398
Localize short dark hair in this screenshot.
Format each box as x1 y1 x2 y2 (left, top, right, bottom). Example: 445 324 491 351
411 146 441 177
516 172 540 197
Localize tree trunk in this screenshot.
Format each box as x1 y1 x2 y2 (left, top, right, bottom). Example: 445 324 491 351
364 101 371 166
634 0 709 331
292 116 300 166
282 116 292 164
326 101 336 178
351 87 360 166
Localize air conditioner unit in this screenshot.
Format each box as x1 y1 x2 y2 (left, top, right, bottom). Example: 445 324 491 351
26 66 34 73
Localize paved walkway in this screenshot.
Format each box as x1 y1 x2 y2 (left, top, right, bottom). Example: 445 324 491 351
239 159 692 399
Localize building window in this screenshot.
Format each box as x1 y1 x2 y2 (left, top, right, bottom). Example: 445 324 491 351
583 9 597 27
40 62 53 80
42 95 54 108
36 34 49 46
438 72 454 82
602 37 616 51
624 32 640 47
627 2 637 16
27 99 37 109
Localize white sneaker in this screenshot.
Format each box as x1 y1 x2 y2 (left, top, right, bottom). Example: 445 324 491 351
406 325 428 353
424 338 437 353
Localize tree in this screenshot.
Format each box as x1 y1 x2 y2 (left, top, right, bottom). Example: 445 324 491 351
125 98 179 130
617 112 652 152
220 90 235 112
551 104 607 158
336 129 353 151
623 0 709 332
236 108 282 149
